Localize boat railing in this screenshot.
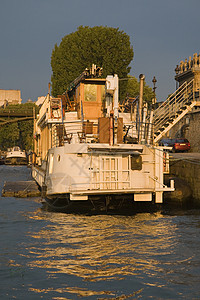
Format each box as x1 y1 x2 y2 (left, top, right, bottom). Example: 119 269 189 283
49 115 155 147
51 122 99 147
69 177 131 192
50 123 154 147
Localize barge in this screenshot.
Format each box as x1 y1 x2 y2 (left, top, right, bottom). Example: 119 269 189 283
32 66 174 211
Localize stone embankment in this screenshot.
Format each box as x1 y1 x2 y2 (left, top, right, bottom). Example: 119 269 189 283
169 153 200 204
2 181 41 197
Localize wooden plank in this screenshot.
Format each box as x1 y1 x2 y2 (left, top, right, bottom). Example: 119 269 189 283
2 181 41 197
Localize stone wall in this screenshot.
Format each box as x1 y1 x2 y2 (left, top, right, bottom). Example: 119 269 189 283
169 109 200 152
170 159 200 203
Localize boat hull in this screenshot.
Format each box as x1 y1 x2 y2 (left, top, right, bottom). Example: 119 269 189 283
32 143 174 212
42 193 157 214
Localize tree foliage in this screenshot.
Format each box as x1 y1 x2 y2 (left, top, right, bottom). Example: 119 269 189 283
0 103 39 151
126 76 154 103
51 26 134 100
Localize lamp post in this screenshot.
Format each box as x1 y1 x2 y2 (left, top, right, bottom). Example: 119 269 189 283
152 76 157 108
175 65 179 90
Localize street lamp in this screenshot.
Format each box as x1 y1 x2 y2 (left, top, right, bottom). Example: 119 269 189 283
152 76 157 107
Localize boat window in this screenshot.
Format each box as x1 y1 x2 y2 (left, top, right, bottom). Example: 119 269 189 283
131 155 142 170
14 146 20 151
49 153 54 174
84 84 97 102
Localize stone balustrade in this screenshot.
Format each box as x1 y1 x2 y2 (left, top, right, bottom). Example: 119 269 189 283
176 53 200 74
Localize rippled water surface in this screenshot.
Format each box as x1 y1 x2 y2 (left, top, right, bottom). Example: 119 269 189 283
0 165 200 299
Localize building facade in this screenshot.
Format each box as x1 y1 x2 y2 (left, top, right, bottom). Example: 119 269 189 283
0 89 22 107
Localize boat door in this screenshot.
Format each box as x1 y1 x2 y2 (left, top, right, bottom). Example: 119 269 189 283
90 155 130 190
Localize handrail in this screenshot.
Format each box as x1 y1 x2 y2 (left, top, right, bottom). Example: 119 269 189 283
153 79 195 136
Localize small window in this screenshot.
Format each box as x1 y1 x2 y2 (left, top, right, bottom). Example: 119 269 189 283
131 155 142 170
57 154 61 162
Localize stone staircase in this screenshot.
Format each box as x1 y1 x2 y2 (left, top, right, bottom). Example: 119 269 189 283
153 79 198 143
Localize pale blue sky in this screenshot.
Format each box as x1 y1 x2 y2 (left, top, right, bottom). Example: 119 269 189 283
1 0 200 102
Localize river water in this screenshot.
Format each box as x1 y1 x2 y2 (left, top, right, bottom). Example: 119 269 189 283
0 165 200 299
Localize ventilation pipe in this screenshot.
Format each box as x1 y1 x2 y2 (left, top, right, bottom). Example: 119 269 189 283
139 74 145 122
138 74 145 143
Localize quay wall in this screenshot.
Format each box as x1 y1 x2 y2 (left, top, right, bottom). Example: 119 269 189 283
169 108 200 152
170 158 200 204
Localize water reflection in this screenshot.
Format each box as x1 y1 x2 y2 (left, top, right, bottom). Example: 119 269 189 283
2 203 200 299
18 211 183 297
1 166 200 298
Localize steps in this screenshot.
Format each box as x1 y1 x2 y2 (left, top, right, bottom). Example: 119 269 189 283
152 79 198 143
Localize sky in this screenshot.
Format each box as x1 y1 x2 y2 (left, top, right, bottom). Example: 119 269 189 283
1 0 200 103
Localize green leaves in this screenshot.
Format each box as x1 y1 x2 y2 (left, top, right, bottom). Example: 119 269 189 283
0 103 38 151
126 76 154 104
51 26 134 99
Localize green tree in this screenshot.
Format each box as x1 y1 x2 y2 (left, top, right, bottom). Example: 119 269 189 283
125 75 154 104
51 26 134 100
0 103 39 151
18 119 34 150
0 123 20 150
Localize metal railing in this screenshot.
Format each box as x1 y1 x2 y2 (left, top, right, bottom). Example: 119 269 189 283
153 79 195 137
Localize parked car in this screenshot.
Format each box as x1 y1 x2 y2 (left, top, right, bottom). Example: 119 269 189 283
159 138 174 147
172 138 191 152
159 138 191 152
